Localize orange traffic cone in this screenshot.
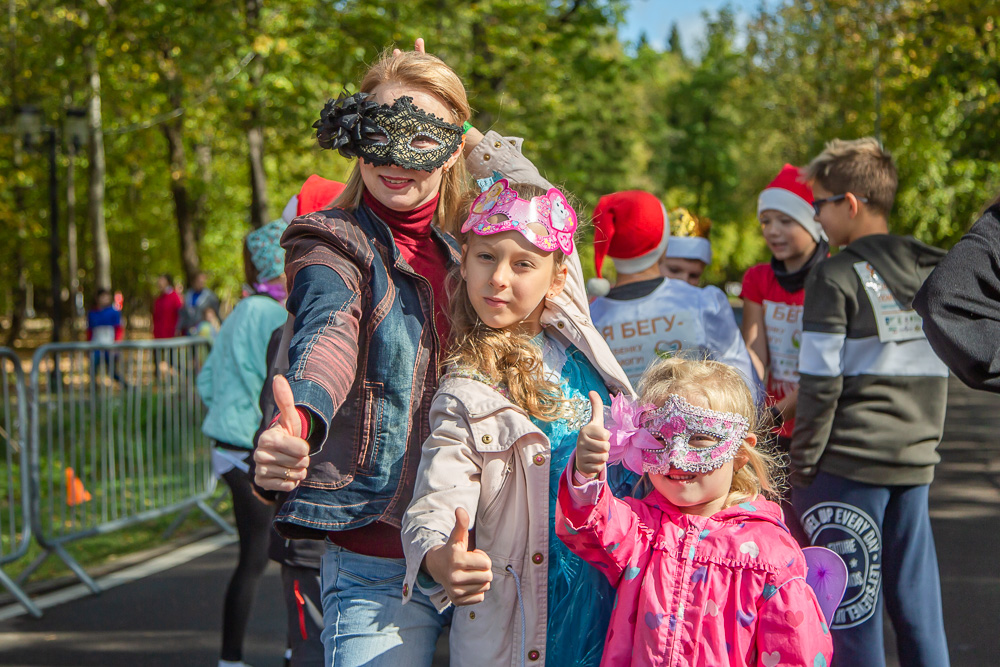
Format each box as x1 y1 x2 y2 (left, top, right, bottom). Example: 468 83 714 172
65 467 92 506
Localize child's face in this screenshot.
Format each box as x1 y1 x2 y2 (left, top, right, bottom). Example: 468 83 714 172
811 184 856 247
646 392 754 517
461 231 567 335
97 293 112 309
660 257 705 286
758 209 817 264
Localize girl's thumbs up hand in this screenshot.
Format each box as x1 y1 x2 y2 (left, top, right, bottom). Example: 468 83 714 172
253 375 311 492
423 507 493 606
575 391 611 478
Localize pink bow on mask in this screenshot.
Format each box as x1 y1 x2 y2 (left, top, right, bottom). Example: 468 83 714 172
606 393 662 475
461 179 578 255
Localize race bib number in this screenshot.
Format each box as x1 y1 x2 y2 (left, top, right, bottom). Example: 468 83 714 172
853 261 925 343
762 300 802 384
599 311 703 384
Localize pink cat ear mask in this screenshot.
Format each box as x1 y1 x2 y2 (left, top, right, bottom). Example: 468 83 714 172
461 178 578 255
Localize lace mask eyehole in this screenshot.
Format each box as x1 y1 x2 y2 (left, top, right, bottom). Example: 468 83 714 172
409 133 442 150
687 433 721 450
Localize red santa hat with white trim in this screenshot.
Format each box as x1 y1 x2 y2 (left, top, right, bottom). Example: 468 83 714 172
757 164 824 241
587 190 670 297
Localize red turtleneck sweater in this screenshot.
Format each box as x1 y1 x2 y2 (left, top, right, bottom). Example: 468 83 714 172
316 191 452 558
363 190 452 342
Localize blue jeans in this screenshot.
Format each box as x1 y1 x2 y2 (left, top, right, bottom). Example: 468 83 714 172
793 472 949 667
320 543 450 667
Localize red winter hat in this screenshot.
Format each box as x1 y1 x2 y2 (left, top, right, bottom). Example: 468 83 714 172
588 190 669 296
757 164 823 241
297 175 347 216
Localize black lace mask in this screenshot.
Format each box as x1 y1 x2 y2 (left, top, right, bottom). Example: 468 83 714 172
314 92 462 172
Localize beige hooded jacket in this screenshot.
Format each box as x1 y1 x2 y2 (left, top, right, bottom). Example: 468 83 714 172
402 234 634 666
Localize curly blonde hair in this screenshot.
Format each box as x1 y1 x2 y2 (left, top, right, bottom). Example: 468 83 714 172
331 50 472 236
637 356 783 506
444 183 572 422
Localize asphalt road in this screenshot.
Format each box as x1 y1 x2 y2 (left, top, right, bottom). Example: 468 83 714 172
0 376 997 666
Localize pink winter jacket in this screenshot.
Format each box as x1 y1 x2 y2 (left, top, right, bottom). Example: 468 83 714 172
556 462 833 667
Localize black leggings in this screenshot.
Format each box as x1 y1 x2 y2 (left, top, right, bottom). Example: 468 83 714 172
220 464 276 661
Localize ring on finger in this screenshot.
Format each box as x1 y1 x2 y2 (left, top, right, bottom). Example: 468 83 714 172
283 468 290 480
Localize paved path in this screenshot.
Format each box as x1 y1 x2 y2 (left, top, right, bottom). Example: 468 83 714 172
0 376 997 666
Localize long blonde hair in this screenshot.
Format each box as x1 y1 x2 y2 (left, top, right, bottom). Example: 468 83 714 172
330 50 471 236
637 356 783 506
444 183 571 422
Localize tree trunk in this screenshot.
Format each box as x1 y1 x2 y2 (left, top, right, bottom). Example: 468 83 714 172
194 142 211 245
247 121 268 228
6 149 27 347
160 51 201 287
246 0 268 228
86 41 112 292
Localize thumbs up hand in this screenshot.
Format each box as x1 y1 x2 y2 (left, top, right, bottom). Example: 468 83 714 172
423 507 493 606
575 391 611 478
254 375 311 492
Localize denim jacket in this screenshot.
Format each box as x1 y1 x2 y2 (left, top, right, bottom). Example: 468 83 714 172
274 132 556 539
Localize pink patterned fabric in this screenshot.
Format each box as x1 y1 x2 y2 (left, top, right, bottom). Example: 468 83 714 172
556 461 833 666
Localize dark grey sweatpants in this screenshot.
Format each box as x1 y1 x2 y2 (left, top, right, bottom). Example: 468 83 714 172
793 471 949 667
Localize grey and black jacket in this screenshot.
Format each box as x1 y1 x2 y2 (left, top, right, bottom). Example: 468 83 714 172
790 234 949 487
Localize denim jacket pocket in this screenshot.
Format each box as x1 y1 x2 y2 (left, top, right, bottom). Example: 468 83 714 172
357 380 387 475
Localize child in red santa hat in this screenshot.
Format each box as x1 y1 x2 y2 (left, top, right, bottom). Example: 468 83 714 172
587 190 761 401
740 164 827 460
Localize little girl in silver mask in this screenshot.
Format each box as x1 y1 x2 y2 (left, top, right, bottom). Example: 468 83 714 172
557 357 832 666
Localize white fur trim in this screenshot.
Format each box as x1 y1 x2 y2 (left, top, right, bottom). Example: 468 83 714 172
281 194 299 224
664 236 711 264
757 188 825 241
608 204 670 274
586 277 612 297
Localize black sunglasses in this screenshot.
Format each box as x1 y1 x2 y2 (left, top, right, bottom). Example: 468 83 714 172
812 193 868 216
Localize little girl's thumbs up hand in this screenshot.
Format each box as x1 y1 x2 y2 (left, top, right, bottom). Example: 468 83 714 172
576 391 611 478
423 508 493 606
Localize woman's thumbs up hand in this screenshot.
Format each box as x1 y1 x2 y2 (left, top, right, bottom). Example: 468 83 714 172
253 375 311 492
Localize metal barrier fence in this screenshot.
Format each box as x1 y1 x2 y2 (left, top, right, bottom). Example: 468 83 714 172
0 338 232 616
0 349 39 617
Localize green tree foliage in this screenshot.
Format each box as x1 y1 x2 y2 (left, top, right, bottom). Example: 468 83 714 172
1 0 997 337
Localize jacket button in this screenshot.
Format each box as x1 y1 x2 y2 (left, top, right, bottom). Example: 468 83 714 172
532 553 544 564
493 140 502 148
483 153 491 161
469 611 476 620
402 583 408 597
528 650 540 661
482 434 493 444
556 321 565 329
533 454 545 466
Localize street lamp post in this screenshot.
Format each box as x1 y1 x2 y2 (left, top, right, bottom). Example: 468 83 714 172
15 105 62 343
64 108 88 320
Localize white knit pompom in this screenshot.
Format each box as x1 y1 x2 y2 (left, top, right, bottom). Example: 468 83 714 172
587 277 612 297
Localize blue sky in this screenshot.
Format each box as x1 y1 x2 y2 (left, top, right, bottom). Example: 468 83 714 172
620 0 765 54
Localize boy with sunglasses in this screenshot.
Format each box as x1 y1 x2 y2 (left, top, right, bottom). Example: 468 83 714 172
790 138 950 666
